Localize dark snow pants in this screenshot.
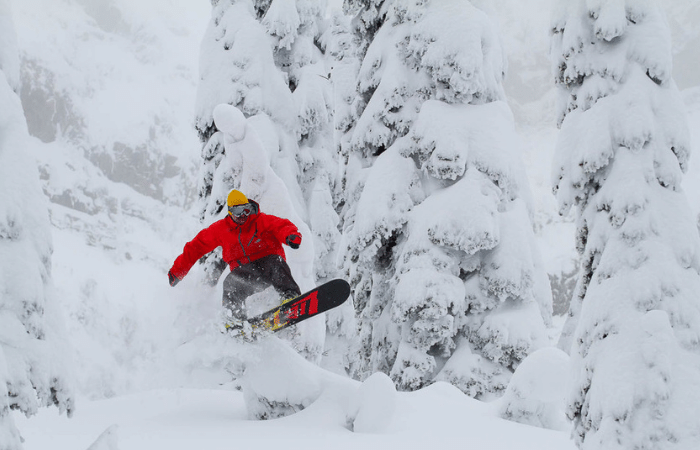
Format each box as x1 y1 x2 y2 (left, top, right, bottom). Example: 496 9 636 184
222 254 301 320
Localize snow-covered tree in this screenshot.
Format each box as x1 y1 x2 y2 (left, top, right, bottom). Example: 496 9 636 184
195 0 298 144
200 102 326 359
343 0 388 58
195 0 339 280
0 2 74 448
340 0 552 395
194 0 346 363
551 0 700 448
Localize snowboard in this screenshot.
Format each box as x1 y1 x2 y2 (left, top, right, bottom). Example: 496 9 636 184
224 278 351 337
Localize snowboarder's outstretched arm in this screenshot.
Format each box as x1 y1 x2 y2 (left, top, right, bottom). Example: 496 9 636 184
259 213 302 249
168 225 219 286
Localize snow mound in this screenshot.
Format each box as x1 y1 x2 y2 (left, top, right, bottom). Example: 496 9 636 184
86 424 119 450
349 372 397 433
498 347 570 431
241 338 356 420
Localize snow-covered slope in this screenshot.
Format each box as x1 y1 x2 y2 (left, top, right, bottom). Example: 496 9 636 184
15 339 576 450
16 388 576 450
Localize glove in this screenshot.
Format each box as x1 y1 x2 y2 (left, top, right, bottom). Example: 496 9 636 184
168 270 181 287
286 234 301 249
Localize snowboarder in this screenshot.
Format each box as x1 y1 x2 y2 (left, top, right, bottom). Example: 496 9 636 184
168 189 302 327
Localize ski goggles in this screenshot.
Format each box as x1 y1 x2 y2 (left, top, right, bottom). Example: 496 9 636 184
229 204 252 217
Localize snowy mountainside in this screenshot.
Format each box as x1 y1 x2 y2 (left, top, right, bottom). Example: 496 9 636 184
12 0 207 206
8 0 212 399
29 135 205 398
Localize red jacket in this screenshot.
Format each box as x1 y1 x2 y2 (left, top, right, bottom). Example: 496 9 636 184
170 201 300 279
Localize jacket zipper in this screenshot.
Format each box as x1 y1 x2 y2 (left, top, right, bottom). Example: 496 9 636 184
238 228 251 264
237 223 258 264
248 224 258 248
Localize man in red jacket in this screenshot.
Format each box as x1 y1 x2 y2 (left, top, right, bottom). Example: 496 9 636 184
168 190 302 325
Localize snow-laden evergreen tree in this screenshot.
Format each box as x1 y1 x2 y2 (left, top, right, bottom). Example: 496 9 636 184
343 0 386 57
194 0 345 361
551 0 700 448
340 0 552 395
206 104 325 359
0 2 74 448
195 0 339 283
327 10 360 148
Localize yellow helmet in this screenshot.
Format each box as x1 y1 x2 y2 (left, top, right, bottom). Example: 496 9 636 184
226 190 248 207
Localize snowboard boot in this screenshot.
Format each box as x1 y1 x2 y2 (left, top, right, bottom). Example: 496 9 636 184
223 317 265 342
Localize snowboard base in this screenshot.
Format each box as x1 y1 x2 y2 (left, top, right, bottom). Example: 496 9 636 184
224 279 350 338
